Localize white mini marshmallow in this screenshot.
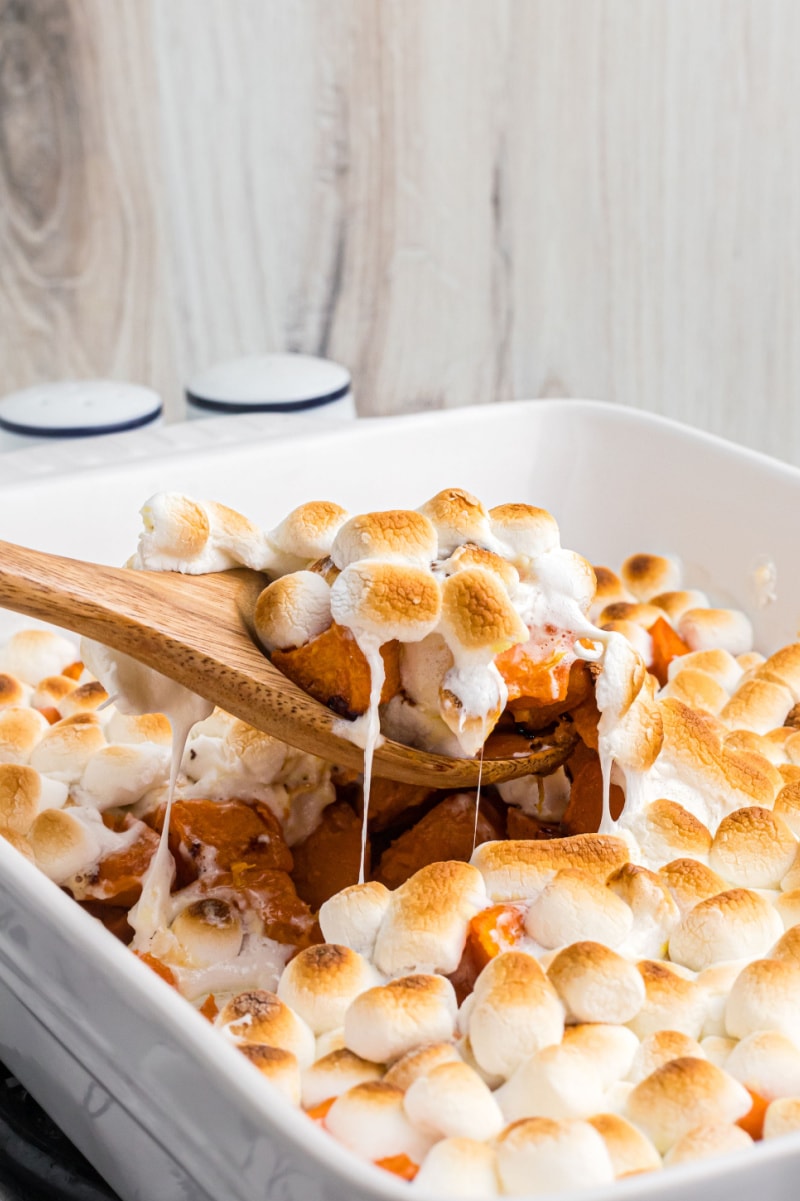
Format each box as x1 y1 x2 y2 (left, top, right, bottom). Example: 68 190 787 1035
669 890 784 972
626 1058 752 1153
277 944 382 1035
628 961 708 1040
763 1097 800 1139
253 572 332 653
725 1030 800 1100
0 763 67 834
467 952 564 1080
0 630 78 685
301 1048 384 1109
725 959 800 1044
495 1042 610 1123
319 882 391 959
547 942 645 1025
524 869 634 951
495 1117 614 1196
678 608 753 657
344 975 457 1064
373 862 487 976
586 1113 662 1177
663 1122 752 1166
76 743 170 811
413 1138 499 1198
325 1081 434 1164
215 991 315 1068
403 1061 504 1141
627 1031 706 1085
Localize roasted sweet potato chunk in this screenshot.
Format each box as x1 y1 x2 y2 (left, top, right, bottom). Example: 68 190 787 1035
374 793 505 890
562 756 625 835
271 622 402 718
291 800 367 911
150 797 293 887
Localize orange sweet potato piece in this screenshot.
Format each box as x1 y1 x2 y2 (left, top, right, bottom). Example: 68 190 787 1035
737 1089 768 1140
374 793 505 891
271 622 402 719
467 904 525 972
362 777 437 833
74 818 160 909
199 994 219 1022
62 662 84 680
152 797 293 887
133 951 178 988
375 1155 419 1181
505 806 544 840
210 864 320 949
306 1097 336 1122
77 900 133 944
291 800 368 911
562 757 625 835
649 616 691 687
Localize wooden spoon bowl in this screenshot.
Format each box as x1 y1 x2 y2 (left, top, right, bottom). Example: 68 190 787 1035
0 540 575 787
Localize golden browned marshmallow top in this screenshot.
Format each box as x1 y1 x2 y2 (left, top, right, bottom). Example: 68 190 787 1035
253 572 333 653
170 898 243 968
709 806 797 889
629 960 707 1040
331 510 437 570
758 643 800 702
439 569 527 655
277 943 380 1035
547 941 645 1025
215 990 315 1067
721 678 794 735
473 834 630 902
488 503 560 563
418 489 493 557
599 602 663 630
658 858 727 916
0 675 30 708
626 1057 751 1153
621 553 681 602
330 561 442 646
669 889 783 972
373 860 486 976
0 706 48 762
661 668 730 716
238 1044 301 1104
383 1042 462 1091
586 1112 662 1177
268 501 350 565
445 544 520 592
637 799 712 866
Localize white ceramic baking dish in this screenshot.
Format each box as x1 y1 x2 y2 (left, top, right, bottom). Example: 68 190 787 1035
0 399 799 1201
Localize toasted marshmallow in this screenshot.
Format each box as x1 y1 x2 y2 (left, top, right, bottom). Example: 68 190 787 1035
678 609 753 656
495 1039 610 1122
373 862 486 977
0 630 78 685
494 1117 614 1194
1 829 34 861
488 502 560 564
404 1060 504 1141
267 501 350 572
588 567 633 624
725 959 800 1043
696 960 751 1038
658 858 727 916
667 648 744 692
215 991 315 1068
725 1030 800 1100
599 602 663 630
524 870 634 951
652 590 709 624
445 544 520 593
319 881 391 958
627 800 712 870
561 1024 640 1087
326 1080 434 1162
664 1122 752 1166
780 846 800 892
472 835 630 902
301 1048 384 1108
721 679 794 735
608 863 681 959
771 924 800 966
587 1113 661 1177
331 510 437 571
414 489 493 559
277 944 381 1035
413 1137 499 1198
344 974 457 1064
627 1031 705 1085
626 1058 751 1153
776 890 800 930
133 493 236 572
27 807 106 884
103 711 172 746
0 706 49 764
547 943 644 1025
77 742 169 811
0 763 67 834
773 782 800 837
170 899 243 968
384 1042 462 1091
621 554 681 602
661 669 730 716
467 952 564 1079
757 644 800 703
29 714 106 782
330 560 441 651
253 572 332 652
239 1045 301 1104
763 1097 800 1139
651 700 778 832
709 807 797 889
0 674 31 709
58 680 109 720
669 889 783 971
725 728 788 766
700 1036 737 1069
600 620 654 665
628 961 707 1040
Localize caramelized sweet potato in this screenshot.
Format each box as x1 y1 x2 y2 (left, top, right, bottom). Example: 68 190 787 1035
648 616 691 687
150 798 293 887
77 899 134 944
69 814 160 910
207 865 320 949
361 777 437 833
505 806 544 840
291 800 367 910
562 757 625 835
374 793 505 890
271 622 402 718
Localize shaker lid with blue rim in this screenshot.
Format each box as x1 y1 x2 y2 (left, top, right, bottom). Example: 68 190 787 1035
185 353 354 416
0 380 162 441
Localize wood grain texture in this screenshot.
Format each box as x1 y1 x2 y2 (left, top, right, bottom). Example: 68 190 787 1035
2 0 800 461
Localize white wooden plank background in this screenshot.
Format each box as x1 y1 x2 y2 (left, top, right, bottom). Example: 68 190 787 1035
1 0 799 461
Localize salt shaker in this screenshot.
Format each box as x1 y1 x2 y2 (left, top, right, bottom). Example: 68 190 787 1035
185 354 355 422
0 381 163 452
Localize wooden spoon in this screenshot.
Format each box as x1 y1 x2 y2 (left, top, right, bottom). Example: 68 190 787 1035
0 540 575 787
